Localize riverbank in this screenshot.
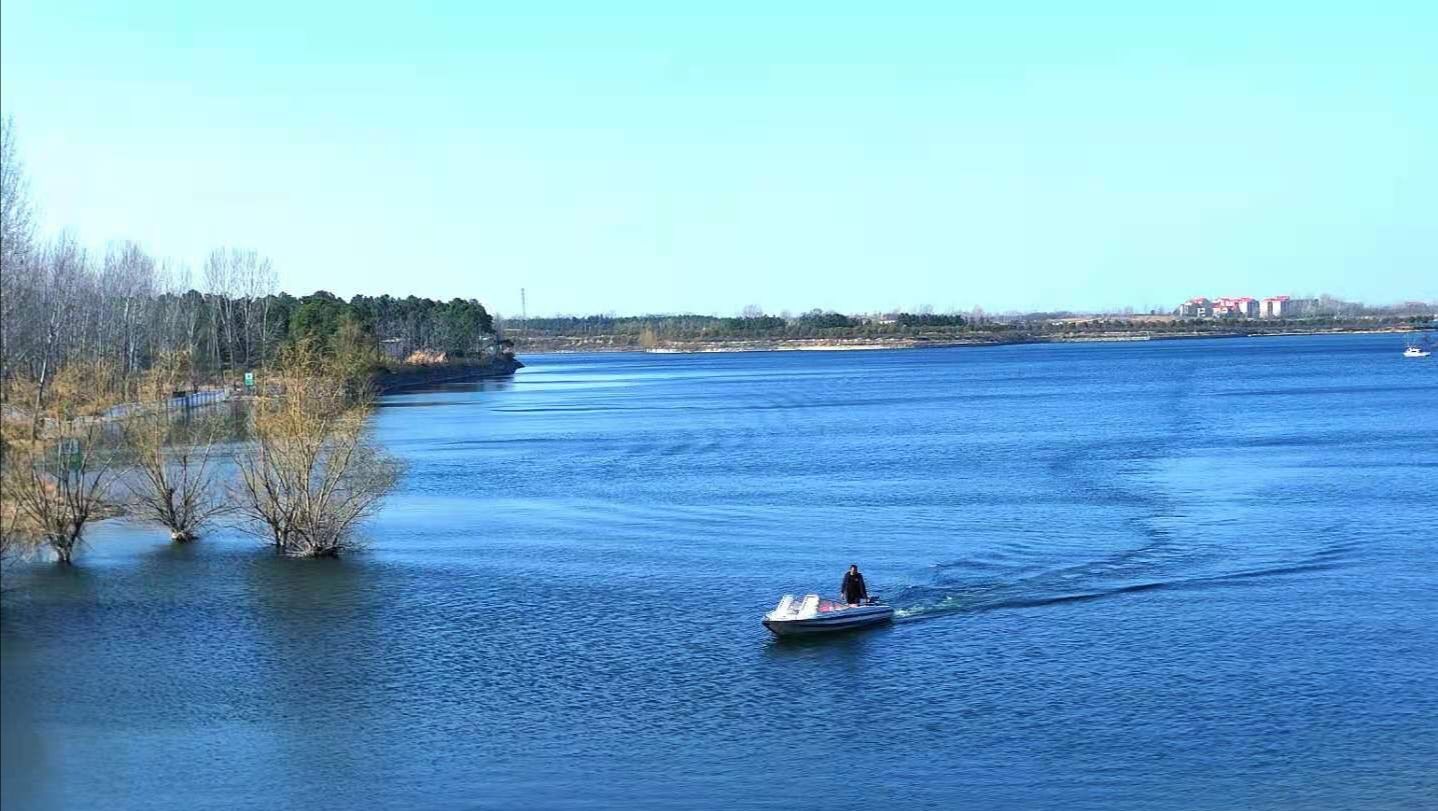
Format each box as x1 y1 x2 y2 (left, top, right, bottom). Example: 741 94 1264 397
516 325 1428 354
371 356 524 392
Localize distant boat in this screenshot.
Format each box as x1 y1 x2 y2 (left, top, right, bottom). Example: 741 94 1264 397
1404 335 1433 358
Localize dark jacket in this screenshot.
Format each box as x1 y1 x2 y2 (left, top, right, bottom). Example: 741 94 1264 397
841 571 868 603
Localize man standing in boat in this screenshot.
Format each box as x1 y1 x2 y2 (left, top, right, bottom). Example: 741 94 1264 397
841 564 868 606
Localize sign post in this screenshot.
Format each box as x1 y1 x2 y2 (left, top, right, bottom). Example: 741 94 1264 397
57 438 82 472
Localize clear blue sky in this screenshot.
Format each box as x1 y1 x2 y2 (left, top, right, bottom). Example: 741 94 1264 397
2 2 1434 316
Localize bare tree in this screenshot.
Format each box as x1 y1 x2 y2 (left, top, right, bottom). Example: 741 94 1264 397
152 261 191 359
2 360 122 564
234 343 400 557
98 242 158 384
1 116 37 396
239 251 277 369
121 352 231 541
29 235 91 436
0 116 34 267
202 250 231 374
5 425 114 563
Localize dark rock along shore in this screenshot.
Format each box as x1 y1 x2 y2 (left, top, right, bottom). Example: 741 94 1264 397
371 356 524 394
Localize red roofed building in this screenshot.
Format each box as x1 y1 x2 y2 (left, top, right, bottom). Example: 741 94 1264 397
1210 296 1258 318
1179 297 1211 317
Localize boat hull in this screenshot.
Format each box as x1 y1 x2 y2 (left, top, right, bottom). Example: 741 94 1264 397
763 605 895 637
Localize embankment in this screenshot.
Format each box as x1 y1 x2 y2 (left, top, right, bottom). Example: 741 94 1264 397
371 357 524 394
518 324 1429 354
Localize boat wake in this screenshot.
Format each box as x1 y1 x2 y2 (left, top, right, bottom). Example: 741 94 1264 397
876 366 1365 625
886 532 1358 623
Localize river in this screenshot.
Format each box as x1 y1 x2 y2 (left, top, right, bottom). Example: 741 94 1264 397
3 334 1436 809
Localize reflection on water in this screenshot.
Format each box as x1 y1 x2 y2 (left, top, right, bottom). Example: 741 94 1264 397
377 376 517 407
3 334 1437 810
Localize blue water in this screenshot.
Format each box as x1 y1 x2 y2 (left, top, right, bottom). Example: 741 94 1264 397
3 334 1436 809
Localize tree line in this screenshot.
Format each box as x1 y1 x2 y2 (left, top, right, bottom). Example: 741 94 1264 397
515 309 977 342
0 243 501 394
2 118 499 397
0 115 496 566
513 304 1434 350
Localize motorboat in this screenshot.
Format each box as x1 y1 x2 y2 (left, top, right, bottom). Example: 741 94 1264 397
762 593 895 637
1403 345 1431 358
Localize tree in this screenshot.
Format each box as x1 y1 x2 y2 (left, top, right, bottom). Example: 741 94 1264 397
26 236 90 437
234 344 400 557
1 360 123 564
100 241 158 383
0 116 34 269
1 116 36 394
121 352 230 541
437 298 492 356
332 312 381 390
797 309 854 329
6 424 114 564
288 291 348 348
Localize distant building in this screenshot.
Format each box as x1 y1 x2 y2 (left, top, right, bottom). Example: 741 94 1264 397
1260 296 1288 318
380 337 409 361
1179 297 1211 318
1182 296 1260 318
1210 296 1258 318
1260 296 1317 318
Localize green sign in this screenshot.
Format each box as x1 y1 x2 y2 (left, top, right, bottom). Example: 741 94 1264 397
58 438 82 471
244 372 255 387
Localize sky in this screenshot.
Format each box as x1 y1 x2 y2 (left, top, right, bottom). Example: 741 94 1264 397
2 2 1434 317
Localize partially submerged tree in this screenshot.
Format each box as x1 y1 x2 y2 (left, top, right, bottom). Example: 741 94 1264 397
122 352 231 541
1 361 123 563
3 422 116 565
234 342 399 557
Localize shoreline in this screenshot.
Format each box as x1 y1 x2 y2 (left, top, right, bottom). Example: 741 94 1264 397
515 326 1427 355
371 357 524 392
